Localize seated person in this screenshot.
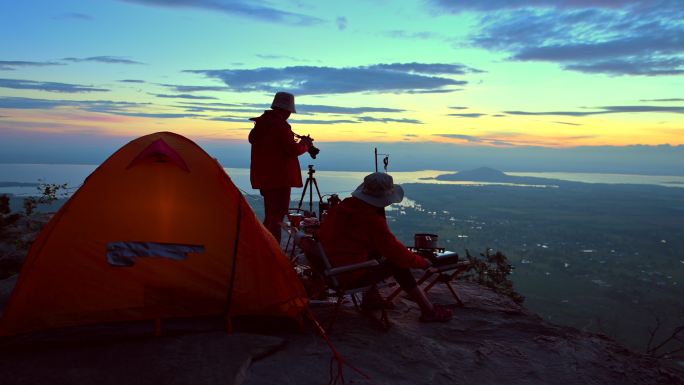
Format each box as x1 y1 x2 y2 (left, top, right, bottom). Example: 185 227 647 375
318 172 452 322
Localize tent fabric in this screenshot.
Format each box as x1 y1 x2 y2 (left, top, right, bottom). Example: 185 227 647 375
0 132 307 336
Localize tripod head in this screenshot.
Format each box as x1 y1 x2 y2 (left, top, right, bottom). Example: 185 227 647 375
307 164 316 177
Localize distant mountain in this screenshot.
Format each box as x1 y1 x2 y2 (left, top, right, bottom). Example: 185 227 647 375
432 167 568 186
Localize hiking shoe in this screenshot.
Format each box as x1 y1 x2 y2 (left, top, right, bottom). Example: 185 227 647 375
419 304 452 322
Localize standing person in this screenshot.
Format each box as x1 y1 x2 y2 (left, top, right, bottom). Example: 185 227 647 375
249 91 312 243
318 172 452 322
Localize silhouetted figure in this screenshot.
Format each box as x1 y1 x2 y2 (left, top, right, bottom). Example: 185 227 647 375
319 172 452 322
249 92 312 243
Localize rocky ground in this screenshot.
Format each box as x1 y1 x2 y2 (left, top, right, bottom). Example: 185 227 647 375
0 275 682 385
0 212 50 279
0 213 682 384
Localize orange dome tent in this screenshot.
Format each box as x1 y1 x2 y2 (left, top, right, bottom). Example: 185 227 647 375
0 132 307 336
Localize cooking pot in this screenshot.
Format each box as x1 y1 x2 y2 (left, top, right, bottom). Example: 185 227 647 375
414 233 439 249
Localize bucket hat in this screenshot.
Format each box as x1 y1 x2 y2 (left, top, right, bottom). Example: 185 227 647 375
352 172 404 208
271 91 296 113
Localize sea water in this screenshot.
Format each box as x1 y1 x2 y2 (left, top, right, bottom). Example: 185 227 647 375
1 163 683 198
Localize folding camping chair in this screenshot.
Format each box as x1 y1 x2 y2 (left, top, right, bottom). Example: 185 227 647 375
295 231 395 332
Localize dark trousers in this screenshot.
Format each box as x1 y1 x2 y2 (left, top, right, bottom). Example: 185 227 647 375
260 188 291 243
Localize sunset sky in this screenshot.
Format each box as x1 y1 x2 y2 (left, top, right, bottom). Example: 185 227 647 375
1 0 683 171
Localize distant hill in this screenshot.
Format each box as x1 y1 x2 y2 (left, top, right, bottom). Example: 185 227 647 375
0 182 40 188
432 167 569 186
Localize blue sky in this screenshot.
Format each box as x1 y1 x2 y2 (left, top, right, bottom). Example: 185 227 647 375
1 0 683 173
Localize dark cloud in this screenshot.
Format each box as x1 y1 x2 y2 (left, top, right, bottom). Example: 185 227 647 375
554 121 583 126
53 12 93 20
448 113 486 118
118 0 323 26
564 59 684 76
429 0 646 12
185 63 472 95
151 93 218 100
404 89 462 94
63 56 144 65
432 1 684 76
449 106 468 110
336 16 348 31
210 116 252 123
372 62 483 75
118 79 146 83
0 96 199 120
492 114 506 117
0 60 64 71
0 78 108 93
356 117 423 124
404 134 418 137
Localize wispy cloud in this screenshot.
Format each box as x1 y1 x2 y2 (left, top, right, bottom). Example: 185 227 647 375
554 121 582 126
435 132 597 147
290 119 360 125
0 97 147 113
115 112 203 119
298 104 404 114
356 116 423 124
117 0 324 26
430 1 684 76
435 133 517 146
383 30 449 41
53 12 93 20
448 113 486 118
336 16 348 31
151 93 218 100
255 54 320 63
158 83 226 92
118 79 146 83
0 60 64 71
504 105 684 116
0 78 109 93
639 98 684 102
185 63 474 95
63 56 144 65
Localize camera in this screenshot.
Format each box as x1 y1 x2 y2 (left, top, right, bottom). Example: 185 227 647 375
295 134 320 159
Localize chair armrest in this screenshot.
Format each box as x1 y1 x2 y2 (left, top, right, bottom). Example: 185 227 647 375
326 259 384 276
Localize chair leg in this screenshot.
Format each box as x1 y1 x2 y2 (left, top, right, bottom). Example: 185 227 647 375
326 293 346 333
445 281 465 307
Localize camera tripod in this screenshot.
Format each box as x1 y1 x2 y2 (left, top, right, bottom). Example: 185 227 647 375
296 164 323 216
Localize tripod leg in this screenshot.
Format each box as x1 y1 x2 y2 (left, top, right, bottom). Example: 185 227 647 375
312 178 323 202
297 178 310 211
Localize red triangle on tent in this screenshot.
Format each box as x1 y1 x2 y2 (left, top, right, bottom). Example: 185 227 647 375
127 138 190 172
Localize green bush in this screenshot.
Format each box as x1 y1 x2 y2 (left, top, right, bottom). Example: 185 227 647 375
461 249 525 304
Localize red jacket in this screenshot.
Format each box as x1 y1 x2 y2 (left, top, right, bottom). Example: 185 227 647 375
249 110 308 189
319 197 428 282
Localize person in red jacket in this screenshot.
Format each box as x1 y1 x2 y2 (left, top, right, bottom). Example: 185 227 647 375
319 172 452 322
249 92 312 243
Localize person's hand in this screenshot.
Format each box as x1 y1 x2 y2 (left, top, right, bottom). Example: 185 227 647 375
299 136 313 147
